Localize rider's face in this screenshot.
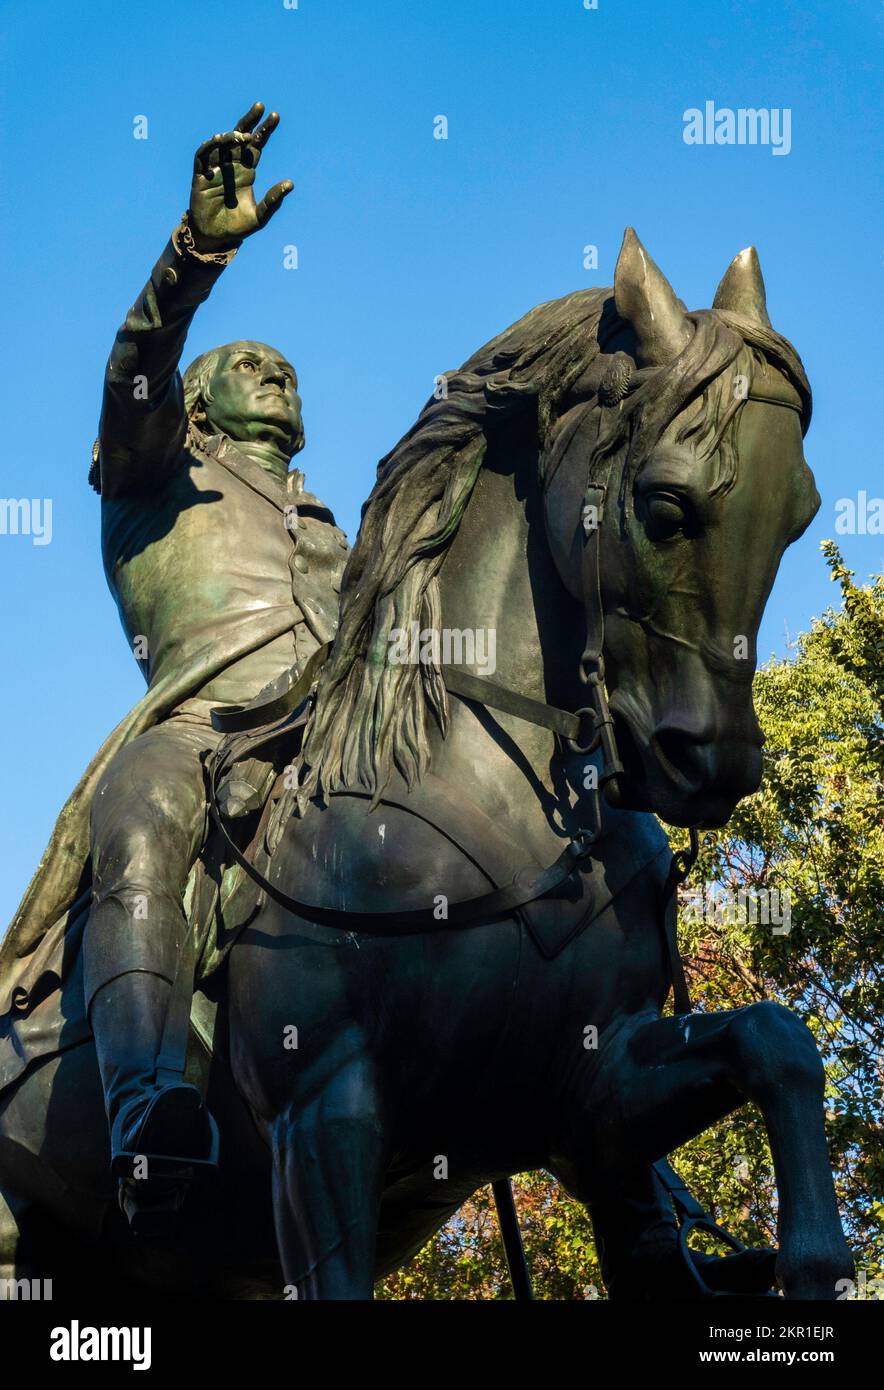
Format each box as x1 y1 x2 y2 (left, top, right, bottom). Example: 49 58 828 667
205 342 304 458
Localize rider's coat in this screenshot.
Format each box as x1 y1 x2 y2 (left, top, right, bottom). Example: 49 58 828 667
0 227 348 1090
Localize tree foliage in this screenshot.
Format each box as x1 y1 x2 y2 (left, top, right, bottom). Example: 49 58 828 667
377 545 884 1298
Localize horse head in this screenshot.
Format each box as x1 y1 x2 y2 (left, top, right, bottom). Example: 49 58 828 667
544 229 819 828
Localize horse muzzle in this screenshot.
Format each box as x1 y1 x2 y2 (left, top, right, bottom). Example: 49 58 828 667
609 698 764 829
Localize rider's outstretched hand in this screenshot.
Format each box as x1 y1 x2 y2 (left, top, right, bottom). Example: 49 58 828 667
188 101 293 253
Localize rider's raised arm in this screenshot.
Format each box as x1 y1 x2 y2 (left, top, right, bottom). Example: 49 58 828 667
96 229 234 496
96 102 293 498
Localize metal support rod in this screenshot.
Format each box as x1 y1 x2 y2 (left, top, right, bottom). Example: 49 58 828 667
492 1178 533 1301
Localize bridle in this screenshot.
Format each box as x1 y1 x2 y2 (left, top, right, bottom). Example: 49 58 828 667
206 440 699 941
208 359 818 957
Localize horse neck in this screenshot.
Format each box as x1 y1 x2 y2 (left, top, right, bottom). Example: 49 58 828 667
428 439 586 850
442 439 586 695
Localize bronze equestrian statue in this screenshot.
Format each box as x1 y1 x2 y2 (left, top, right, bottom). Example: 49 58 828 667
0 103 853 1301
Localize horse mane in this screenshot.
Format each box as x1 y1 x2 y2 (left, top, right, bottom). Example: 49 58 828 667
300 290 811 804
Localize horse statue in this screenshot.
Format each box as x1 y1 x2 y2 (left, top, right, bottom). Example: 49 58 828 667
0 229 853 1301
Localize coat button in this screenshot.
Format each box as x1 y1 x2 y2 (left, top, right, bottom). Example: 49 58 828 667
294 554 309 573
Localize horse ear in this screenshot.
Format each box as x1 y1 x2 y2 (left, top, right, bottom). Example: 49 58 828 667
713 246 772 327
614 227 692 366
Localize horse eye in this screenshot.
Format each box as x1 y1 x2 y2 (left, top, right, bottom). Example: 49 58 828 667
642 492 689 540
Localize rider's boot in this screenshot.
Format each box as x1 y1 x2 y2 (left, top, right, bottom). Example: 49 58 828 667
88 970 219 1237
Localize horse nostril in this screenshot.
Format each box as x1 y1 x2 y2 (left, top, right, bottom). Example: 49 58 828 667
652 724 763 801
653 727 703 776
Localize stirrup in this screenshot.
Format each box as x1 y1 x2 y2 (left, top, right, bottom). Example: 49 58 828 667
110 1083 220 1183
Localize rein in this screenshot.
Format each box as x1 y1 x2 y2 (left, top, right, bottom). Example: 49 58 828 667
205 721 602 934
207 458 698 988
205 498 620 938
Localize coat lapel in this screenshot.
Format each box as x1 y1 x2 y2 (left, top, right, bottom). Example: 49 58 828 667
200 434 287 513
200 438 338 525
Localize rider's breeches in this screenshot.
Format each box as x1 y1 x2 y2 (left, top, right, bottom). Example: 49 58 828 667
83 714 220 1013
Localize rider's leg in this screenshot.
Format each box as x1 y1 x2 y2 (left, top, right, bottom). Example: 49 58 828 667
83 719 218 1209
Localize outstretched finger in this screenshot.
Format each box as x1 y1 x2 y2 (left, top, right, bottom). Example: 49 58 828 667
193 135 220 177
194 130 248 177
218 139 241 208
253 110 280 147
255 179 294 227
236 101 265 134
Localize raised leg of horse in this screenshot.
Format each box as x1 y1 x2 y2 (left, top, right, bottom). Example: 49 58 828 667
270 1056 385 1300
557 1000 853 1299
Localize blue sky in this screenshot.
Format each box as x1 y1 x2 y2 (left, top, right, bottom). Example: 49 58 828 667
0 0 880 925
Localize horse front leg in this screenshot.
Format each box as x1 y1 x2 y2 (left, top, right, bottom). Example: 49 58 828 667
564 1002 853 1299
270 1053 386 1301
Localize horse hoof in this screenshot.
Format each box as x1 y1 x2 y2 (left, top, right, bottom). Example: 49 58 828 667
692 1248 778 1297
776 1246 855 1300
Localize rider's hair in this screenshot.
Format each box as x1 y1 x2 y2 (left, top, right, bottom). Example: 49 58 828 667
300 290 810 804
183 347 224 425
